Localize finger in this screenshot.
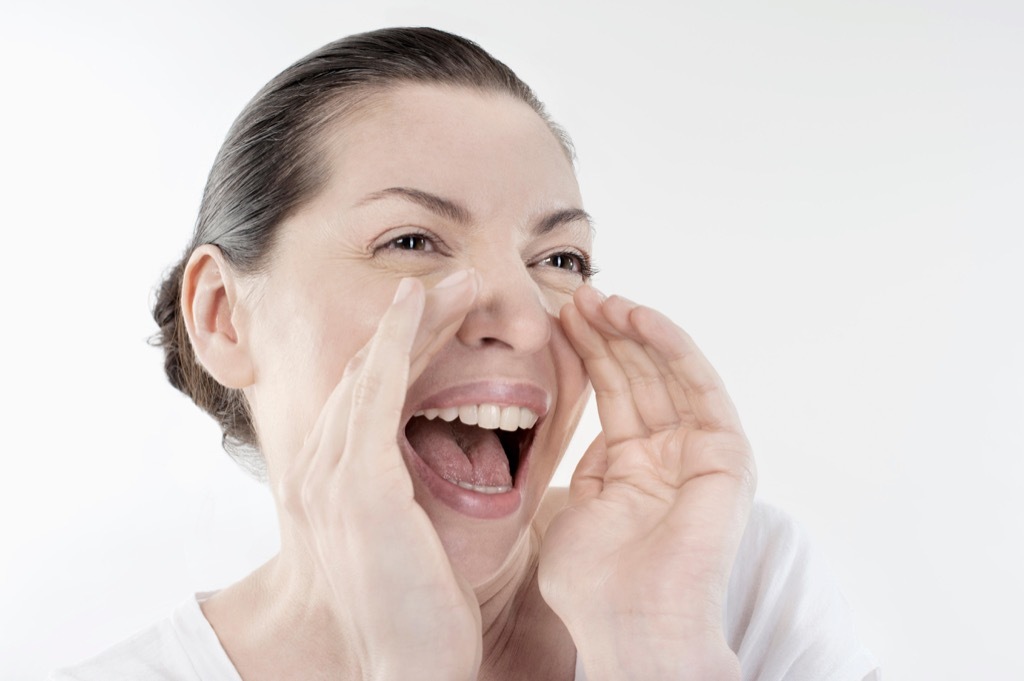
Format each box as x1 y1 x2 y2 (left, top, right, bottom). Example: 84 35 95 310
560 301 647 443
279 338 370 514
572 284 625 339
335 277 425 488
290 272 477 516
311 270 478 473
299 342 369 496
598 295 680 431
630 305 743 432
408 269 480 383
305 342 369 451
583 294 742 433
567 433 608 505
594 295 695 426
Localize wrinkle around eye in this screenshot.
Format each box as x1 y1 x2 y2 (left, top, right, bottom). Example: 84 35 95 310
529 267 588 300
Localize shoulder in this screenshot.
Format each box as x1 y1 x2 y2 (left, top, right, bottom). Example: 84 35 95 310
48 616 191 681
49 594 241 681
731 500 816 579
726 501 880 681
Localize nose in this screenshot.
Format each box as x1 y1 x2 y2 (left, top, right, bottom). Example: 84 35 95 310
455 262 552 355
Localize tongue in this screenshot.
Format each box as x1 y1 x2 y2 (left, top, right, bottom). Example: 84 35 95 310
405 417 512 488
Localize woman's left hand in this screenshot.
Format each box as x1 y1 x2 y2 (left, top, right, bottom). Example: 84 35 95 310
538 285 756 681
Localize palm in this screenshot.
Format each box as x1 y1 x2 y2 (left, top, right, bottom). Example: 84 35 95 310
539 286 756 642
279 278 484 678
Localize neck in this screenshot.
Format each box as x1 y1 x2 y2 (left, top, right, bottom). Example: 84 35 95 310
475 525 576 680
203 504 575 680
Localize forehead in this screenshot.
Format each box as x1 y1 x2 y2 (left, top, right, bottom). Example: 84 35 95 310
312 84 583 219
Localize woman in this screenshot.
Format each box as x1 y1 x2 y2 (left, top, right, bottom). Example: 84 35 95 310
53 27 878 680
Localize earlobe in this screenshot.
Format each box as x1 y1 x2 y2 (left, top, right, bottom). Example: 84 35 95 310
181 245 255 389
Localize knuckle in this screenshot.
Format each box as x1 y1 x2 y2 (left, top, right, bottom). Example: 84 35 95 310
343 351 366 377
277 480 299 516
734 451 758 493
276 470 304 517
595 384 631 401
352 372 385 409
627 373 663 391
715 441 757 492
685 433 757 491
374 319 408 348
299 479 323 517
690 375 722 397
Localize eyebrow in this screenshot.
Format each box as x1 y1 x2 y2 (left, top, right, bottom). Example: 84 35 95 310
357 186 593 235
359 186 470 224
535 207 594 236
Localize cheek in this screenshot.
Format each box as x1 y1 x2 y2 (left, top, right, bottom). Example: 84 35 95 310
296 291 393 402
552 330 587 399
537 277 583 318
546 314 591 452
248 281 392 460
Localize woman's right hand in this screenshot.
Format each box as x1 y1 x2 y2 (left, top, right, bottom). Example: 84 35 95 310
275 271 482 681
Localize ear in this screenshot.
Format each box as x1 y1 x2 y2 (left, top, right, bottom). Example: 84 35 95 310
181 244 255 389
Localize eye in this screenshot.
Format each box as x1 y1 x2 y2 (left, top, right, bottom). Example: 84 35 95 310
545 253 579 271
539 251 596 278
388 233 435 252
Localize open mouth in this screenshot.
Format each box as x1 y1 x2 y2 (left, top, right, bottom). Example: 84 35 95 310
403 404 539 495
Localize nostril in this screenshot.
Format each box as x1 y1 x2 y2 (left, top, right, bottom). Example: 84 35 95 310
455 279 553 353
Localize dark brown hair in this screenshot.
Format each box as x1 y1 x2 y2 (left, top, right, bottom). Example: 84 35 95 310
151 27 573 478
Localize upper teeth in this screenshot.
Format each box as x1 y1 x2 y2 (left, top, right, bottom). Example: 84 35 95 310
412 404 539 431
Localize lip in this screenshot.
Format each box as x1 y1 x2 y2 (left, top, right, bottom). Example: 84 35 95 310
408 380 551 417
400 380 548 519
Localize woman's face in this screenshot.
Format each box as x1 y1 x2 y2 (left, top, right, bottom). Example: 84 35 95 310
242 84 592 584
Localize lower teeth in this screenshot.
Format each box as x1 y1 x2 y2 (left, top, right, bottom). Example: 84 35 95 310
449 479 512 494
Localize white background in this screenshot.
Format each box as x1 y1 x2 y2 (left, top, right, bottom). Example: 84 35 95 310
2 1 1022 679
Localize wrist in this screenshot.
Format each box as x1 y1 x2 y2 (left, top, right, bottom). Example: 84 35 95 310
570 619 739 681
371 653 480 681
364 631 482 681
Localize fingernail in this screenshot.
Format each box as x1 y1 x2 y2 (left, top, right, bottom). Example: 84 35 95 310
435 269 472 289
393 278 415 303
588 285 607 301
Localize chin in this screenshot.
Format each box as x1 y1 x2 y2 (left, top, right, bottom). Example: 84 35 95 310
425 503 539 589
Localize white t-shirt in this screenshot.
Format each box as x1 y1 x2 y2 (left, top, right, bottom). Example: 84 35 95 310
50 502 880 681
